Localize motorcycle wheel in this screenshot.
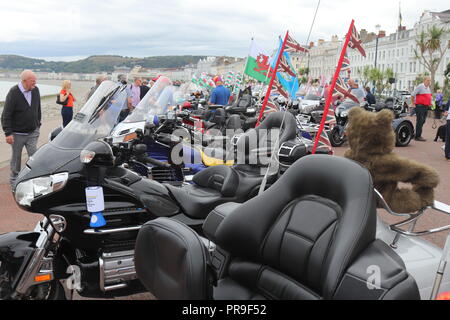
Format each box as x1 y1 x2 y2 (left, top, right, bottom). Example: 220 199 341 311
0 259 66 300
329 127 346 147
395 122 413 147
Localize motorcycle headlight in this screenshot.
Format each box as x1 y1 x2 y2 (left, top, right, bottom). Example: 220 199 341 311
15 172 68 207
340 111 348 117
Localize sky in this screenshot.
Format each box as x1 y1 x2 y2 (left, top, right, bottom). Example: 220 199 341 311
0 0 448 61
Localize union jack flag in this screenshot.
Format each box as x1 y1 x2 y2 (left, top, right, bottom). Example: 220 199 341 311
314 128 333 152
333 77 359 104
348 25 366 57
285 34 309 53
340 52 351 78
271 79 289 99
263 98 279 115
277 54 296 77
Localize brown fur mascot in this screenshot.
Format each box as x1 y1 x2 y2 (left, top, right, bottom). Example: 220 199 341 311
344 108 439 213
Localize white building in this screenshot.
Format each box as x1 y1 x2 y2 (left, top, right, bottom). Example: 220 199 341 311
305 10 449 92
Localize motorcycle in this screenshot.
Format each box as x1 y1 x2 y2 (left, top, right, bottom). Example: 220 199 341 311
0 81 309 300
134 154 450 300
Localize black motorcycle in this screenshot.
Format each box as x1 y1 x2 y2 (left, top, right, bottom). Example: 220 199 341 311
0 81 306 300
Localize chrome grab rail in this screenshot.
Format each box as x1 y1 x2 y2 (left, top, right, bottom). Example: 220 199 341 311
84 225 142 235
375 188 450 236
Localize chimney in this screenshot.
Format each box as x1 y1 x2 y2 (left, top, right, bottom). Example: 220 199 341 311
318 39 325 46
309 41 314 48
378 30 386 38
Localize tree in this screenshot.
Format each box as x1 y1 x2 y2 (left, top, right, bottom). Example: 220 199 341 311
368 67 394 94
356 65 372 88
414 25 449 92
298 67 310 76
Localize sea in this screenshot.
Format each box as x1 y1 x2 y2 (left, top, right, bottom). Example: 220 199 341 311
0 81 60 102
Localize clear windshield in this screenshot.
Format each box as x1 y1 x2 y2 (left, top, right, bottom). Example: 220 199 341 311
51 81 127 149
124 76 175 123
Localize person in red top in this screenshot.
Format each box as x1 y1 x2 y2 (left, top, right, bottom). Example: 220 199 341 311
411 76 432 141
60 80 76 127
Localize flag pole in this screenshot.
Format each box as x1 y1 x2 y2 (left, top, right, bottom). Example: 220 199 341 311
256 31 290 126
311 19 355 154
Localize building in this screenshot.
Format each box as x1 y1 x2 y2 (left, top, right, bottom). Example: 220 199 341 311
303 10 449 92
349 10 450 92
307 35 341 79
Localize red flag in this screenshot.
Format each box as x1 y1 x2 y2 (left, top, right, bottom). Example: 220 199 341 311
315 128 332 152
348 25 366 57
285 34 309 53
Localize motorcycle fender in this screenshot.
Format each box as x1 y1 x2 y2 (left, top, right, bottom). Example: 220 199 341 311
392 118 414 133
0 231 39 281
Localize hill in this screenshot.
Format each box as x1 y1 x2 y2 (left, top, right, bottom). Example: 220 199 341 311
0 54 209 73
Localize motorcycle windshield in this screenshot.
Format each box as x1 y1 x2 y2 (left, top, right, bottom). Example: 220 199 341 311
124 76 172 123
51 81 127 150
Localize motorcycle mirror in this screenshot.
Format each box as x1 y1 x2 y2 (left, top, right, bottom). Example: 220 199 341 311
48 126 63 142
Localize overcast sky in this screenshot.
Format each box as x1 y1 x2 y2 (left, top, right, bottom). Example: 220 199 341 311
0 0 447 61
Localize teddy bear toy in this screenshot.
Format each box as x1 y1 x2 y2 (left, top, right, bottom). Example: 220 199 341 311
344 107 439 213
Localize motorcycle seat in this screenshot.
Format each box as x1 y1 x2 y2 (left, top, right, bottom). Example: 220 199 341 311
164 165 239 219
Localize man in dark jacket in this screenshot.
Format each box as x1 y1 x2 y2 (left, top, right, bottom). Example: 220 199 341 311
1 70 41 187
365 87 376 105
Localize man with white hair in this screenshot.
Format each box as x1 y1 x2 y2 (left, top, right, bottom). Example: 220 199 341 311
1 70 41 188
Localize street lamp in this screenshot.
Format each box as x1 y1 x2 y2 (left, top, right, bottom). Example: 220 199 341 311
374 24 381 69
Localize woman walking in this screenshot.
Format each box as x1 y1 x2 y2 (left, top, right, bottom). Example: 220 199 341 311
60 80 76 127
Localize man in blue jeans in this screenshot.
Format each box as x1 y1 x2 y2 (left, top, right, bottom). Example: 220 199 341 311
209 76 230 106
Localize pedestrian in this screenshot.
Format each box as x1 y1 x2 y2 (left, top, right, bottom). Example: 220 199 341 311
411 76 432 141
129 77 143 110
59 80 76 127
1 70 41 188
85 75 106 101
444 98 450 161
141 79 150 99
434 89 444 119
117 74 132 122
365 86 376 105
209 76 230 106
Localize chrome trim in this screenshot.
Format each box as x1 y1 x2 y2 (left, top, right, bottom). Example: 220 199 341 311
84 225 142 235
15 219 56 296
49 215 67 233
376 188 450 237
99 250 136 292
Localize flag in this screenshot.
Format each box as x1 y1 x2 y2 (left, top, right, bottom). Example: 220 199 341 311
314 128 332 152
285 34 309 53
334 77 359 103
348 25 366 57
263 98 279 115
244 39 272 83
277 54 296 77
399 3 403 28
271 79 289 99
271 38 299 99
340 52 351 79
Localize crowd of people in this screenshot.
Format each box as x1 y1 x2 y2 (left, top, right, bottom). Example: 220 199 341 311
1 70 449 189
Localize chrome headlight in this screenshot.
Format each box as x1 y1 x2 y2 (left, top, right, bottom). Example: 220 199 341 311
341 111 348 117
15 172 69 207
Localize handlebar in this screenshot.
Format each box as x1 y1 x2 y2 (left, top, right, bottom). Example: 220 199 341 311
136 155 171 168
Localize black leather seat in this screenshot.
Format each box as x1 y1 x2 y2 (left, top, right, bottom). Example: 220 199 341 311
236 111 296 165
135 155 420 300
164 165 239 219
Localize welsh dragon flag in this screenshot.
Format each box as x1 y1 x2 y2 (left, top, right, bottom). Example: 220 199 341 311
244 39 271 84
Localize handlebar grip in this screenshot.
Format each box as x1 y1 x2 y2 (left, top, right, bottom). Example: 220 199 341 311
139 155 171 168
